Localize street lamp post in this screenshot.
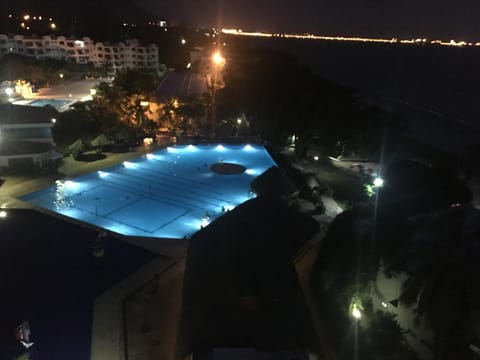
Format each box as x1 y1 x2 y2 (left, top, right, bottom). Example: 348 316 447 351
210 51 226 133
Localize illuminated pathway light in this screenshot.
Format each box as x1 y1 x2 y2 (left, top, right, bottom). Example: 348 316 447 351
373 177 384 188
351 304 362 319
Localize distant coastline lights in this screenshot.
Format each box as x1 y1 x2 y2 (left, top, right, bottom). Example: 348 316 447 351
221 28 480 48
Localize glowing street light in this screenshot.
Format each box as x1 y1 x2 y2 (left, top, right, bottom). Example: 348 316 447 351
181 38 186 45
50 22 56 29
212 51 225 66
0 210 7 218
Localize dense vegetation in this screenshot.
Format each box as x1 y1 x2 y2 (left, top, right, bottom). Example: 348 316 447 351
216 47 400 158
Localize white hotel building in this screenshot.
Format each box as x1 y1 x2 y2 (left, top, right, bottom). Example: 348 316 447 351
0 34 159 72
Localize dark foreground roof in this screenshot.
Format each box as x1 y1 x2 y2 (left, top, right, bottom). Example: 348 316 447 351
251 166 298 197
0 103 57 125
178 196 319 358
0 209 155 360
0 140 54 155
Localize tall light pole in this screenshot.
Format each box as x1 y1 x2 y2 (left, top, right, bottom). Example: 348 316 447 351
210 51 226 133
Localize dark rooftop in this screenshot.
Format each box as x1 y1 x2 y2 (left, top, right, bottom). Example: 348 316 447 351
0 209 155 360
0 140 54 155
178 196 319 358
0 104 58 125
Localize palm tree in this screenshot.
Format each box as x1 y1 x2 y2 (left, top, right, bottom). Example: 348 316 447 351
398 207 477 359
158 97 179 129
120 94 151 128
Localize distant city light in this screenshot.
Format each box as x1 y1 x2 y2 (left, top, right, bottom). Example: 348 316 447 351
51 118 56 123
181 38 186 45
314 156 319 161
221 28 480 48
23 15 30 21
50 23 56 29
0 210 7 218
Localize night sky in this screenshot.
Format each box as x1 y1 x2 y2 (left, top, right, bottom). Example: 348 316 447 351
3 0 480 40
143 0 479 40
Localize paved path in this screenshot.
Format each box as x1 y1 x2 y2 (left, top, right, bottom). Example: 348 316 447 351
29 79 100 100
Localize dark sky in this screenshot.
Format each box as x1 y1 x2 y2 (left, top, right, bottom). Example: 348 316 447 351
137 0 479 40
3 0 480 40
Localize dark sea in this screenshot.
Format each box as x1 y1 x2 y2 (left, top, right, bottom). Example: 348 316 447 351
227 36 480 152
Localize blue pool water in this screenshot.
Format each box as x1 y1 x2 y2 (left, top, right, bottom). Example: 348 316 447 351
21 144 277 239
28 99 71 109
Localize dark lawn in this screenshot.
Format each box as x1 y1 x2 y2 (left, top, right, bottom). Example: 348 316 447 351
0 209 155 360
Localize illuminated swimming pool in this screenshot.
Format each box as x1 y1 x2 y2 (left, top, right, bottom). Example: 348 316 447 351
21 144 277 239
28 99 72 110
